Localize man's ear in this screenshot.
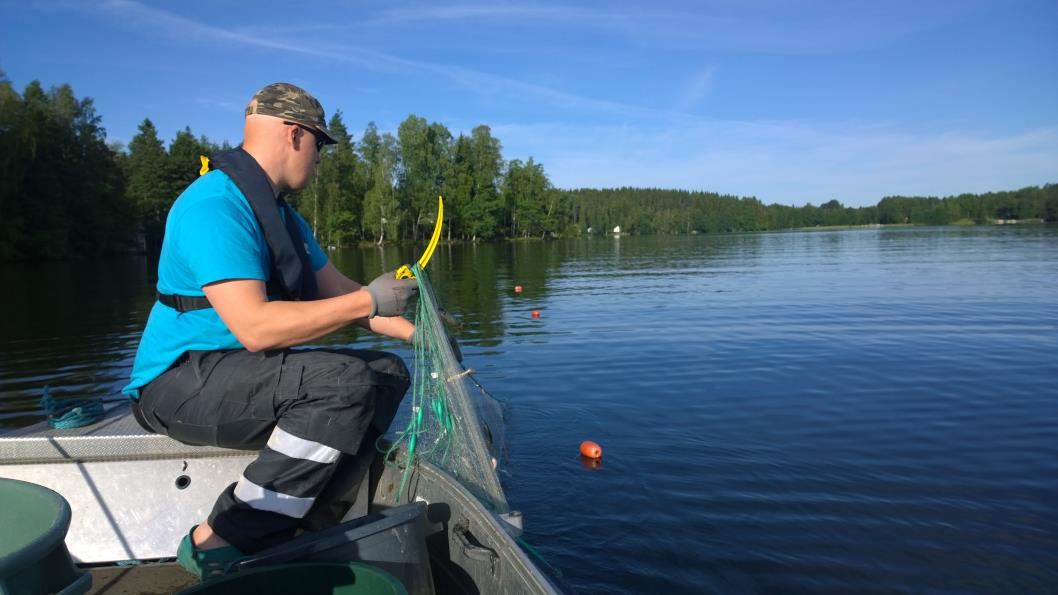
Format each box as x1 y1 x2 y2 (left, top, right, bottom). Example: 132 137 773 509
286 124 301 149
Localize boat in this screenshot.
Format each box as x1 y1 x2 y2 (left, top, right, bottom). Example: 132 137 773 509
0 400 562 594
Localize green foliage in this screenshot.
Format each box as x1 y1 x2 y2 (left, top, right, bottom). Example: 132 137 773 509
166 128 216 201
447 135 475 240
2 75 1056 262
360 129 402 245
447 126 504 241
0 76 132 260
504 158 555 238
291 111 368 248
397 116 453 241
125 118 169 252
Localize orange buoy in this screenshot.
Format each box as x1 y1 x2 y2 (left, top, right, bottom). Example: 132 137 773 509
580 440 602 459
514 285 523 293
531 310 540 318
580 456 602 470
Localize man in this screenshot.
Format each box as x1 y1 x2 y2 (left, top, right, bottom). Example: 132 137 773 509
122 83 418 579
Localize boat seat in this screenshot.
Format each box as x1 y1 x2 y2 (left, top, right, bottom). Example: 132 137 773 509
0 477 91 595
0 400 247 464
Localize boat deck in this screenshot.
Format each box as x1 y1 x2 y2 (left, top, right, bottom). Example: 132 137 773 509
0 402 562 594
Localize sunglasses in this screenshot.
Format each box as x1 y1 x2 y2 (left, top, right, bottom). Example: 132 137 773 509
284 121 325 152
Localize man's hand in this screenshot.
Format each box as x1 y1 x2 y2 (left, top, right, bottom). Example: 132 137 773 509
366 271 418 318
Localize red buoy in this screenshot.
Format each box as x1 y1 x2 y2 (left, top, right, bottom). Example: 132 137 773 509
531 310 540 318
580 440 602 459
580 456 602 470
514 285 523 293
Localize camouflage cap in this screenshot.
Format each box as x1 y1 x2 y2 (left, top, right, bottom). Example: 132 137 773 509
245 82 337 145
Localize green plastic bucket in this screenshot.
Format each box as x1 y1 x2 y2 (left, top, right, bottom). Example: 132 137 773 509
0 478 90 595
177 561 408 595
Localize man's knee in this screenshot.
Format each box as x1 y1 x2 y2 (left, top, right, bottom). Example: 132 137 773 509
285 349 407 452
358 350 411 390
360 351 410 432
382 354 411 394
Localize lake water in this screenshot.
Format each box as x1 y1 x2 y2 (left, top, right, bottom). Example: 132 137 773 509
2 226 1057 593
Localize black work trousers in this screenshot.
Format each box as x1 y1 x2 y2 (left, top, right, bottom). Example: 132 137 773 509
135 348 409 553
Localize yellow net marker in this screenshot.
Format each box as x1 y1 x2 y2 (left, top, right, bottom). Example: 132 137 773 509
199 155 210 176
396 195 444 279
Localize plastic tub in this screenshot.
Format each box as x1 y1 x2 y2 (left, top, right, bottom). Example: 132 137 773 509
0 478 90 595
177 561 407 595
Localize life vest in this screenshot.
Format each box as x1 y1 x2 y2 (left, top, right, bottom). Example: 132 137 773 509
156 148 319 312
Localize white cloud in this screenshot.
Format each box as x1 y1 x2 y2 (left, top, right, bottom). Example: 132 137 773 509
362 0 986 55
674 66 716 112
91 0 672 120
370 3 593 26
193 97 242 113
99 0 322 55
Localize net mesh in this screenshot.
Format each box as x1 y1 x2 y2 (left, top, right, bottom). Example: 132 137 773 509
382 263 509 513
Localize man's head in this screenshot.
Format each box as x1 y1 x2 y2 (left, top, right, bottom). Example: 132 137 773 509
242 83 337 193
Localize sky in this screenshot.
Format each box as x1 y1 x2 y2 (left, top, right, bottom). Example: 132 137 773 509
2 0 1056 207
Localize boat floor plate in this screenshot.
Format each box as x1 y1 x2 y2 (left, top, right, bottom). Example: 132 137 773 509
85 562 197 595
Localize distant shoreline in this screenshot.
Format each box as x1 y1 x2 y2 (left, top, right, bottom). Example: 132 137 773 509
786 219 1049 232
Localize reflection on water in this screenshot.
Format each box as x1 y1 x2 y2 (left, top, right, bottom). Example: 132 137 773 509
2 225 1057 593
0 258 153 425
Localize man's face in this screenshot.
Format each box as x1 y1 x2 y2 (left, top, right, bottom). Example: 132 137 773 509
286 122 323 191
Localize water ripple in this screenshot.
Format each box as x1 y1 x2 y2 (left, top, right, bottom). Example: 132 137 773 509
4 228 1058 593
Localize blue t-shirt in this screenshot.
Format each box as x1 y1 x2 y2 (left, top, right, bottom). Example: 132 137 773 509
123 170 327 398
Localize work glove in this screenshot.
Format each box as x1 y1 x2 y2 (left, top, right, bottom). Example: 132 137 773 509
365 271 418 318
409 329 464 364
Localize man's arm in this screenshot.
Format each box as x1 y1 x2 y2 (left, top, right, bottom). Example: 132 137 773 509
316 262 416 342
203 278 375 352
315 261 363 296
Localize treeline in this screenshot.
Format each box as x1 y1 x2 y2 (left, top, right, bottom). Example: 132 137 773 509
0 76 230 260
2 77 1056 261
1 79 130 260
567 185 1058 235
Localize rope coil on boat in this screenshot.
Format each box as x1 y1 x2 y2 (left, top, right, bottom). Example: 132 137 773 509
40 386 105 429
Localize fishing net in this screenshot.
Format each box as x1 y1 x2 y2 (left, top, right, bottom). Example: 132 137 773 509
382 263 509 513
